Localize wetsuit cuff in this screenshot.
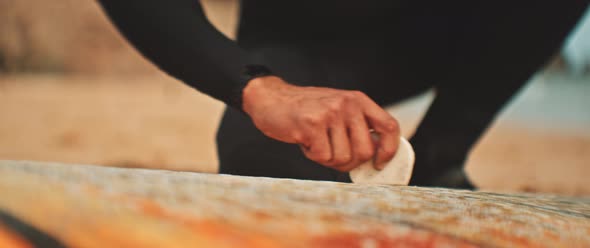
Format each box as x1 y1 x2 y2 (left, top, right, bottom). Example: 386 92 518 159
232 64 273 112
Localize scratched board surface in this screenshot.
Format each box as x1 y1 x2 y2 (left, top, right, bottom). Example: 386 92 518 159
0 161 588 247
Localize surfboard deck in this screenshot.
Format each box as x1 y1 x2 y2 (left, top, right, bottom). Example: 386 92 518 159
0 160 588 247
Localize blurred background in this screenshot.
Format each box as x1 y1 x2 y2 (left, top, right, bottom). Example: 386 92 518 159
0 0 588 195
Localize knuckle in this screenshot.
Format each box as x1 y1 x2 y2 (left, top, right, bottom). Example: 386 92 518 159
310 150 331 163
301 113 323 125
305 152 318 162
344 92 358 100
322 108 337 122
382 119 400 133
332 155 352 165
357 148 374 161
328 98 345 111
342 154 353 164
327 104 340 113
351 90 367 99
340 92 352 101
291 131 304 143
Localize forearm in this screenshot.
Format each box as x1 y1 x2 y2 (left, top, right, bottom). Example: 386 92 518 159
98 0 263 109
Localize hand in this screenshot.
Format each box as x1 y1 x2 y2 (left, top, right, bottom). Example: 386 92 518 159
242 76 400 172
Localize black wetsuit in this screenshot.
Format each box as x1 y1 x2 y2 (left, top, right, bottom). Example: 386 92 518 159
98 0 588 187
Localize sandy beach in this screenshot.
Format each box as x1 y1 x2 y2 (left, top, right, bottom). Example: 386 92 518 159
1 74 588 195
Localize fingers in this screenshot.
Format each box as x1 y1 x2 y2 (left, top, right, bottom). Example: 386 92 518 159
342 112 374 171
293 89 399 172
370 129 399 170
359 93 400 169
327 121 352 167
300 124 332 164
301 118 354 170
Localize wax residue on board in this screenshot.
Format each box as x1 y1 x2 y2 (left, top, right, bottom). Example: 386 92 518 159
0 161 589 248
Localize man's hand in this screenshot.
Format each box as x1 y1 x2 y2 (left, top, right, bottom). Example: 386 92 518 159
242 76 400 172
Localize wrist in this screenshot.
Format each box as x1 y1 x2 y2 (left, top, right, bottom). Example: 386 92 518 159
242 76 277 115
237 64 273 112
242 75 287 116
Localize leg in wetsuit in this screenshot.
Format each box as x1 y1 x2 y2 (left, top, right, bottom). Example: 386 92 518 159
217 2 588 187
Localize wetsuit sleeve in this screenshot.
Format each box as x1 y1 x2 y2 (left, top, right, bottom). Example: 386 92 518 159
97 0 264 110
